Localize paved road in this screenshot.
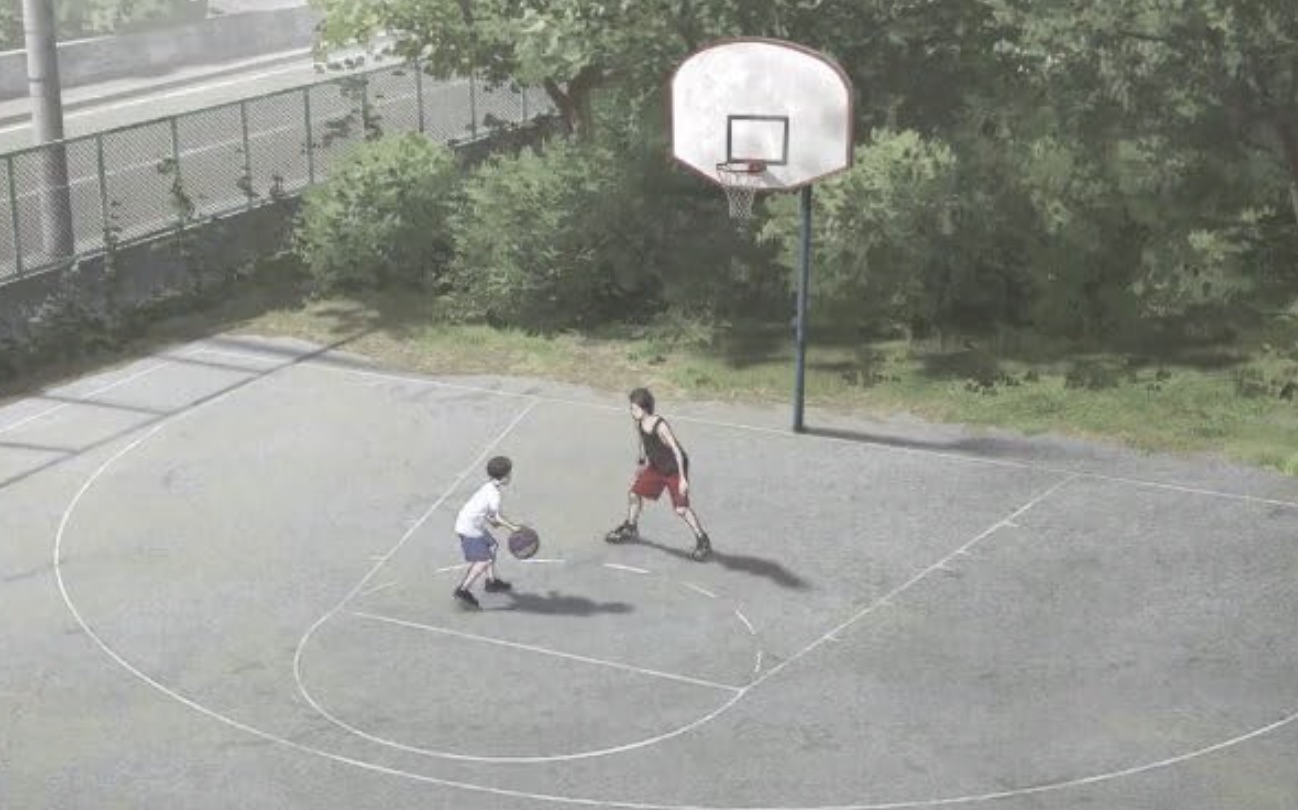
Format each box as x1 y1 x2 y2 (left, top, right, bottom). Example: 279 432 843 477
0 53 549 278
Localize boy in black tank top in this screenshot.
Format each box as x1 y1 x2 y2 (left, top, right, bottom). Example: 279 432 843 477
606 387 713 560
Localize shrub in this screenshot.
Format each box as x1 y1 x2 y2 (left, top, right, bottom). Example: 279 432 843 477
294 133 461 293
759 129 960 335
445 138 626 331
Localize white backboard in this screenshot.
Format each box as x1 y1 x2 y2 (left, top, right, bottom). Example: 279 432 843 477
669 38 854 191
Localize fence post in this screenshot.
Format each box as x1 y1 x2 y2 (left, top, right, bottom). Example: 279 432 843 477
469 74 478 141
360 76 371 138
96 133 110 252
169 116 183 232
522 85 528 122
240 99 253 210
414 60 425 134
6 153 22 277
303 86 316 185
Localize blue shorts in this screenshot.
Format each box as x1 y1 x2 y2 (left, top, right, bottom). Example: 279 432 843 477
459 533 496 562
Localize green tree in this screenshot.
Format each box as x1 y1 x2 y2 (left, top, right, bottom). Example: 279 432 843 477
309 0 798 140
988 0 1298 226
760 130 962 336
294 133 462 292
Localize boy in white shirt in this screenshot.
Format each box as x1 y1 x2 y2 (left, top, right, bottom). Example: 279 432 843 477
453 456 523 608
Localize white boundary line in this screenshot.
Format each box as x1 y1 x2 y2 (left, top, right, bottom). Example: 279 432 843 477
751 474 1079 688
605 562 650 574
190 347 1298 510
734 609 757 636
45 343 1298 809
351 610 744 693
683 582 718 599
300 547 763 763
0 348 208 435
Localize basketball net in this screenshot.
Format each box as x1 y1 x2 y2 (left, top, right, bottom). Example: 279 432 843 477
716 160 766 221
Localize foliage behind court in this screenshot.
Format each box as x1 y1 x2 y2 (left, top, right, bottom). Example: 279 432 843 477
301 0 1298 352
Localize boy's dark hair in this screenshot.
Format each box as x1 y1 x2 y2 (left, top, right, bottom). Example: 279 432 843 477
629 387 655 414
486 456 512 481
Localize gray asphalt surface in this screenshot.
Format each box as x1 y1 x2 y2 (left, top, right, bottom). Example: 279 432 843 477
2 332 1296 809
0 58 547 278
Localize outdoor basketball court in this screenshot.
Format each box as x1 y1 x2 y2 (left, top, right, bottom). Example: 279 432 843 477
2 331 1297 809
2 35 1297 810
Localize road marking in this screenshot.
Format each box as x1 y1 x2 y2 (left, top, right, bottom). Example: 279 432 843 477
0 58 316 136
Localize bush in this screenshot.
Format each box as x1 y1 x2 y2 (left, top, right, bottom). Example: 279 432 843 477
294 133 461 293
759 129 960 335
445 138 628 331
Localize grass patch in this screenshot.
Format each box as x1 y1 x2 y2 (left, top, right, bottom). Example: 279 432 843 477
6 271 1298 478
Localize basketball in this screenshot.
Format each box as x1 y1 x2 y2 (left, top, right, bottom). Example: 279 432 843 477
508 526 540 559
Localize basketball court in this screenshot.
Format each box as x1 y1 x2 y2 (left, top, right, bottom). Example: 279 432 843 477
1 331 1296 810
3 36 1297 810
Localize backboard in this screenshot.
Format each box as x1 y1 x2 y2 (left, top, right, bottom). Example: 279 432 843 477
669 38 854 192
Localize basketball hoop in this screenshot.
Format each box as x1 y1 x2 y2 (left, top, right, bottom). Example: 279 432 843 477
716 160 766 220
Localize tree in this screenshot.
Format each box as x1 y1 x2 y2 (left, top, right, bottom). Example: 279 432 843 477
987 0 1298 226
309 0 796 141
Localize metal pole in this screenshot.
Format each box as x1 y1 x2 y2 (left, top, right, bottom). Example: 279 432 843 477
169 116 183 231
469 74 478 140
360 76 371 138
239 100 252 208
96 132 109 249
7 154 23 276
793 185 813 433
303 86 316 185
414 60 425 134
21 0 73 259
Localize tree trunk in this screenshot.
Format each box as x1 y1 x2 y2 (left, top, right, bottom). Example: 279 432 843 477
542 65 600 141
1274 118 1298 227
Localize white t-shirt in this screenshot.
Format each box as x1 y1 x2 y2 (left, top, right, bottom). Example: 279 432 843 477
455 480 502 537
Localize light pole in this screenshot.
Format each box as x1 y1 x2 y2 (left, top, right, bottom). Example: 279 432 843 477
21 0 73 261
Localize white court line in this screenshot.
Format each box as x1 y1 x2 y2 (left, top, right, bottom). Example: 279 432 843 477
188 348 1298 511
750 474 1080 688
359 580 396 596
435 559 563 574
604 562 650 574
351 610 743 693
0 347 208 436
682 582 717 599
734 608 756 636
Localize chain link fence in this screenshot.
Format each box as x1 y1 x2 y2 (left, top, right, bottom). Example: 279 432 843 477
0 63 553 281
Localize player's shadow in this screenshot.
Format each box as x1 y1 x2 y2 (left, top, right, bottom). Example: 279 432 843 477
501 589 634 616
631 536 810 590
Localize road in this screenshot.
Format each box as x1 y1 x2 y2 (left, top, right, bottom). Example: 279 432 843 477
0 52 550 278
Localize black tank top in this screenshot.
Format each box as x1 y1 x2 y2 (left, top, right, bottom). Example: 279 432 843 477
641 416 688 475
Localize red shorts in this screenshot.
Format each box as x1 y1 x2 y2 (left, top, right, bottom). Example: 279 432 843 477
632 464 689 508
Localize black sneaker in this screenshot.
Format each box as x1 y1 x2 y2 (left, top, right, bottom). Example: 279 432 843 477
605 521 638 544
691 534 712 561
484 578 512 593
453 587 481 608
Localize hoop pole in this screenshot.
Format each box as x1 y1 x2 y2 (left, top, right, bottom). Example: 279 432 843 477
793 185 812 433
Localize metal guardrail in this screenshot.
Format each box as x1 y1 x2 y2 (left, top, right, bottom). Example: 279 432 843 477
0 62 552 282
